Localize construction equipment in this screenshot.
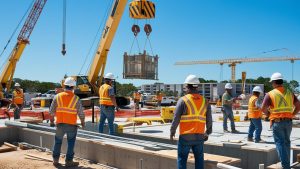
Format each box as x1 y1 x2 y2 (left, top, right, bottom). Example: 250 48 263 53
175 56 300 82
71 0 155 101
0 0 47 93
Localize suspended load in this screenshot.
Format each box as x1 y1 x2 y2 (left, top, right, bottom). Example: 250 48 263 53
123 51 158 80
124 0 157 80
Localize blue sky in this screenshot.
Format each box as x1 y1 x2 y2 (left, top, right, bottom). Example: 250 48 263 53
0 0 299 86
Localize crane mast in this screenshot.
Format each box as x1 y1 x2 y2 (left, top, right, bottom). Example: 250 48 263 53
0 0 47 92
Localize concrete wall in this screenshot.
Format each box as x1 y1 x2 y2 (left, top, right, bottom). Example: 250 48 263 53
18 128 234 169
0 127 19 145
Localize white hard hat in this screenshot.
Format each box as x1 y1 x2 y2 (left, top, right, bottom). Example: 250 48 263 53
225 83 233 89
104 73 115 80
184 74 200 85
252 86 263 93
14 83 20 87
64 77 76 87
270 72 283 82
239 94 246 100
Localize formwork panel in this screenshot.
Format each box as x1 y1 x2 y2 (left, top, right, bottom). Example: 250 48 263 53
123 51 158 80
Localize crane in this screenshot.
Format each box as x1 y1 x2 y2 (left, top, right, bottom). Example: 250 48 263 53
175 56 300 82
0 0 47 92
72 0 155 99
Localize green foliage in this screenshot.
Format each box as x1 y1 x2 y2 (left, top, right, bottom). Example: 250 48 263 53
13 78 60 93
115 82 137 97
199 78 217 83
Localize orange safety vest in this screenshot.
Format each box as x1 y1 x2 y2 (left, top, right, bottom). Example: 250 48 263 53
13 89 24 105
248 95 262 119
179 93 207 135
56 91 79 125
157 94 163 101
133 92 141 100
99 84 114 106
268 88 294 120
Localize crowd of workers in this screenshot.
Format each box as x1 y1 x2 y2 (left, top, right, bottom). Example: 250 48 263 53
0 71 299 169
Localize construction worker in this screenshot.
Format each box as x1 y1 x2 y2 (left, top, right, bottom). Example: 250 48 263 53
247 86 264 143
12 83 24 120
170 74 212 169
99 73 119 135
49 77 85 167
133 90 141 109
222 83 238 133
156 91 163 107
261 72 300 169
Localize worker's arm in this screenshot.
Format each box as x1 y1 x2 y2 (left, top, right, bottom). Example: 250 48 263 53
205 104 213 135
170 98 185 140
222 93 233 105
261 94 271 116
76 98 85 128
293 94 300 116
108 87 119 110
49 95 58 126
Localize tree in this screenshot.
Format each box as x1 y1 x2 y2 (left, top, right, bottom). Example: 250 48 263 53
115 82 137 97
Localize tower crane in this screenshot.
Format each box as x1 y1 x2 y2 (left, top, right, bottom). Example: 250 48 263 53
175 56 300 82
0 0 47 92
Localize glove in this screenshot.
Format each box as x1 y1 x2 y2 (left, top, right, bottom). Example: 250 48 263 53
170 132 175 141
203 133 209 142
50 122 55 127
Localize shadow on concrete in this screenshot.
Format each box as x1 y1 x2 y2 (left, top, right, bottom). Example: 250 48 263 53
139 130 163 133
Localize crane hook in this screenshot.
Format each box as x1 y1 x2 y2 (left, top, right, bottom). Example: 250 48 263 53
132 25 140 36
144 24 152 36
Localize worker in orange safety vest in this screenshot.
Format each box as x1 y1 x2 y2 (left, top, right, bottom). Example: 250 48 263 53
99 73 119 135
133 90 141 109
261 72 300 169
247 86 264 143
170 74 212 169
12 83 24 120
50 77 85 167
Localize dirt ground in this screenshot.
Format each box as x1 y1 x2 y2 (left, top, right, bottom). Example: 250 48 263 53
0 149 113 169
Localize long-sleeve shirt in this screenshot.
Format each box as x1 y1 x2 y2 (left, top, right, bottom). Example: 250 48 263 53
170 92 212 141
49 93 85 121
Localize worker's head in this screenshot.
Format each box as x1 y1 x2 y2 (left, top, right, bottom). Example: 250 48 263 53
270 72 283 88
184 74 200 92
225 83 233 92
252 86 263 96
63 77 76 90
104 73 115 85
14 83 21 89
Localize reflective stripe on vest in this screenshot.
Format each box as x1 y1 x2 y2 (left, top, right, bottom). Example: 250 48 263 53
13 89 24 104
268 88 294 120
56 92 79 125
179 94 206 135
248 95 262 119
99 84 114 106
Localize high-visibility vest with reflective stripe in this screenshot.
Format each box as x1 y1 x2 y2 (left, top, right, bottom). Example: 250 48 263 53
268 88 294 120
248 95 262 119
179 93 207 135
99 84 114 106
56 91 79 125
13 89 24 105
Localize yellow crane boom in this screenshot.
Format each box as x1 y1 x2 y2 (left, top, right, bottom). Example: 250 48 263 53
175 56 300 82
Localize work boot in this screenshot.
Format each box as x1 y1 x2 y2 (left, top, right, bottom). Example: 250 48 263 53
247 137 254 142
223 129 230 133
231 129 239 133
65 160 79 167
53 159 60 166
255 139 266 143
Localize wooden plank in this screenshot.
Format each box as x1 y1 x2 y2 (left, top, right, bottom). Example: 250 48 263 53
24 154 53 162
0 145 16 153
4 142 17 151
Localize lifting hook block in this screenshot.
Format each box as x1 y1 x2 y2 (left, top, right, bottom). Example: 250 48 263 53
144 24 152 36
132 24 140 36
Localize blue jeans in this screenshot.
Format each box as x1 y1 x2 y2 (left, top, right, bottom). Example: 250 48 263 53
177 136 204 169
222 106 235 130
53 123 78 161
99 105 115 135
13 104 23 119
248 118 262 142
272 120 292 169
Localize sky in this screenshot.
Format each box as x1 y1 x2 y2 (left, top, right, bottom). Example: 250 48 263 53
0 0 300 87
